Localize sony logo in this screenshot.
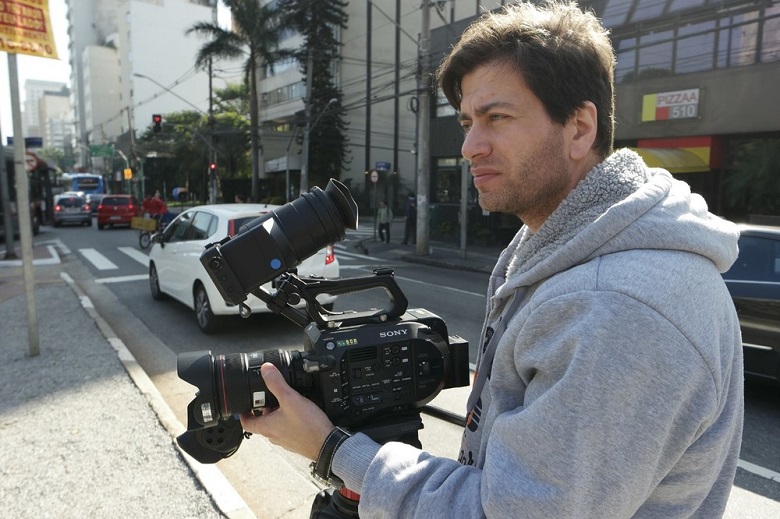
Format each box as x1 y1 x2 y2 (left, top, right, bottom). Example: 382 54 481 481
379 329 408 338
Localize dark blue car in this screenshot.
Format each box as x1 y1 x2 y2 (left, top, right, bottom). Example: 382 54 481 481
722 224 780 383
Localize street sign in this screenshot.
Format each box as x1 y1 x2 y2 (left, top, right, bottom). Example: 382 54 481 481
90 144 114 158
0 0 59 59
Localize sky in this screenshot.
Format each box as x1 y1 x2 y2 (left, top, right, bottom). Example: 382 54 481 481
0 0 229 141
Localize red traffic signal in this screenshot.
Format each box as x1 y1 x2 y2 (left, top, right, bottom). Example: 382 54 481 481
152 114 162 133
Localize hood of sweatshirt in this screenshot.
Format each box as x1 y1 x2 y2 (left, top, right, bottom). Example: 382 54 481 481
493 148 739 301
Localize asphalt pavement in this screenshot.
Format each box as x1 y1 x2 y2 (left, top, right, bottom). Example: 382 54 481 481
1 218 779 518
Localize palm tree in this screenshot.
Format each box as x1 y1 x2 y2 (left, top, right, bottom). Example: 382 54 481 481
187 0 288 202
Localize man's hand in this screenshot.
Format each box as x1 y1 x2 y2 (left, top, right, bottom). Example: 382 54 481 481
239 363 334 461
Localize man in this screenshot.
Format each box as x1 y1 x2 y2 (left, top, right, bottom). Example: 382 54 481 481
376 200 393 244
402 192 417 245
241 2 743 517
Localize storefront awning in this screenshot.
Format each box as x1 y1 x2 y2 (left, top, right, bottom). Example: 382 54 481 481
629 147 710 174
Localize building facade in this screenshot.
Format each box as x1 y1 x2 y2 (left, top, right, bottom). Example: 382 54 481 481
65 0 239 175
429 0 780 242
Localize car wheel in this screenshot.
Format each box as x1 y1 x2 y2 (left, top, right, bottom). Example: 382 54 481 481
149 263 166 301
194 283 222 334
139 231 151 250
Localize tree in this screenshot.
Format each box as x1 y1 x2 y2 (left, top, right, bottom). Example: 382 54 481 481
724 138 780 216
187 0 289 202
279 0 350 190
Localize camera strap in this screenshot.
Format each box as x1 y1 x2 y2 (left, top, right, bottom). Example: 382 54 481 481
467 291 525 414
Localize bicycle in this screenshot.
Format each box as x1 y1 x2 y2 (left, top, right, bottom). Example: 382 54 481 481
132 215 161 250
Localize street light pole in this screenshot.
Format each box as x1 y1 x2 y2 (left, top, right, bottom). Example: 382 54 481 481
300 97 337 196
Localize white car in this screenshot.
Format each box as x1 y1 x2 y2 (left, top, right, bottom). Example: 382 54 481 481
148 203 339 333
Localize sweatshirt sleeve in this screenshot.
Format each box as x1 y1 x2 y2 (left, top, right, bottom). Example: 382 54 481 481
332 290 723 518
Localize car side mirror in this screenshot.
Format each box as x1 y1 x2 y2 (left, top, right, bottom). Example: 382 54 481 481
152 232 164 247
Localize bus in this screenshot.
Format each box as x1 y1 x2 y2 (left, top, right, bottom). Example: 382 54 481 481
61 172 105 195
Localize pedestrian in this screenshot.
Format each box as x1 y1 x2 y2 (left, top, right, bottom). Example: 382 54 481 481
402 192 416 245
240 2 743 518
376 200 393 244
234 194 245 203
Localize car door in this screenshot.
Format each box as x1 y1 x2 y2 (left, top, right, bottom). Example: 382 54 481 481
158 210 217 305
723 232 780 380
155 210 195 303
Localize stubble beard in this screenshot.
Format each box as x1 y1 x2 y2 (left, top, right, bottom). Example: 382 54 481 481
476 128 570 223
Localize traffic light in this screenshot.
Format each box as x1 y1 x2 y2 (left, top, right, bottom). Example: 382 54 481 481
209 162 217 179
123 168 133 180
152 114 162 133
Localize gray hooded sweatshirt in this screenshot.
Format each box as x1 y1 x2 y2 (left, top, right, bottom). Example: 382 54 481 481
332 149 743 518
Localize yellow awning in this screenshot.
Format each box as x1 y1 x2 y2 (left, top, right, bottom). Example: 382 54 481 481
630 147 710 174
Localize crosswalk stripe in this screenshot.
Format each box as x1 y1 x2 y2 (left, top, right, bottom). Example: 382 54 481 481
118 247 150 267
79 248 118 270
96 274 148 284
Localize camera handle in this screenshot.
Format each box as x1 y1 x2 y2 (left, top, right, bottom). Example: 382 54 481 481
249 268 409 330
309 411 424 519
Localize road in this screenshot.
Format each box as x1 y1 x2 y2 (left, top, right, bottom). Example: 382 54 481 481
43 221 780 517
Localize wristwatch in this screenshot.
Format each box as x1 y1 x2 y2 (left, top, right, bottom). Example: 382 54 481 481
310 426 351 488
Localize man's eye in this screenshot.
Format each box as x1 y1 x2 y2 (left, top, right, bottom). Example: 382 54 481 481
460 122 471 133
489 114 506 122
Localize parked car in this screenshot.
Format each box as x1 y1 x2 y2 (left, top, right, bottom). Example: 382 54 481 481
53 195 92 227
722 224 780 383
148 203 340 333
97 194 139 229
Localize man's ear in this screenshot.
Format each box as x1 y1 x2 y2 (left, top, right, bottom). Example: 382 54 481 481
568 101 598 161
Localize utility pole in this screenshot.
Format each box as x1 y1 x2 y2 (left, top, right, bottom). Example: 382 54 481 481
300 49 315 196
416 0 431 256
208 56 217 204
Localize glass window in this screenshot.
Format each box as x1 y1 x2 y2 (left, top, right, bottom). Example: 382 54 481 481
630 0 668 24
435 90 456 117
601 0 632 27
638 30 674 77
718 12 759 68
668 0 706 14
761 5 780 63
165 211 194 243
190 212 216 241
616 37 638 82
724 236 780 281
675 20 716 73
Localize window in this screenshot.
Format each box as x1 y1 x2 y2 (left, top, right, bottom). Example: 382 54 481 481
676 20 716 73
165 211 194 243
724 236 780 282
190 212 216 241
630 0 667 24
761 5 780 63
602 0 633 27
638 30 674 76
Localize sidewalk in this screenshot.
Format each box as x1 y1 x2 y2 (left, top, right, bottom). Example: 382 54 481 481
2 234 779 518
0 246 251 518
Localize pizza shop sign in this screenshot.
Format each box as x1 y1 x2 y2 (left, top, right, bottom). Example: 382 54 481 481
641 88 700 122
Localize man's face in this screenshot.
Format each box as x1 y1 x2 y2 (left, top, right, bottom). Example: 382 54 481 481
458 61 574 230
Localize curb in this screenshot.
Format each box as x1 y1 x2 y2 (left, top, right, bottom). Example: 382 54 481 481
59 271 257 519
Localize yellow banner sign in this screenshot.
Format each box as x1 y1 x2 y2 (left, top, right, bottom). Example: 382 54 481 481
0 0 58 59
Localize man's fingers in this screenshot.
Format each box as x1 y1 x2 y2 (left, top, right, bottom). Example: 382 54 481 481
260 362 294 402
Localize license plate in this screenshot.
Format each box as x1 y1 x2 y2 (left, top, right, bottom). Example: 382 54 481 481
110 216 121 221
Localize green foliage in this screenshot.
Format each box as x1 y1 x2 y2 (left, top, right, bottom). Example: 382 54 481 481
187 0 291 201
278 0 351 189
724 138 780 215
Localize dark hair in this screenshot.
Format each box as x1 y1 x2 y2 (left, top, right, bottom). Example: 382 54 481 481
435 1 615 157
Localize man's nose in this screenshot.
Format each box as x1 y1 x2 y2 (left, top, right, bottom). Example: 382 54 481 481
461 126 490 161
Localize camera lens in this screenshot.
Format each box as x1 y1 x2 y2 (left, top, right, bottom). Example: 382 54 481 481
177 349 311 426
213 179 358 297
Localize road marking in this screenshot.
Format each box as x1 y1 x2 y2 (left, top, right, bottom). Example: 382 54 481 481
79 248 118 270
119 246 150 267
96 274 147 284
336 249 384 261
738 459 780 483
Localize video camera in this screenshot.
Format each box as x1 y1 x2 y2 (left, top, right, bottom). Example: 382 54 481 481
176 179 470 465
